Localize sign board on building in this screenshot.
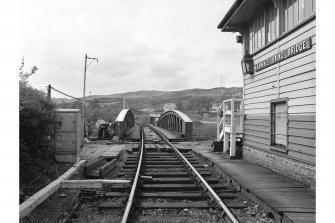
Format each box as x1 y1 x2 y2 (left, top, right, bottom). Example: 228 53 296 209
255 37 312 72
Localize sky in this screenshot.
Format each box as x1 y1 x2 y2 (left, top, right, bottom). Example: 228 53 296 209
19 0 242 98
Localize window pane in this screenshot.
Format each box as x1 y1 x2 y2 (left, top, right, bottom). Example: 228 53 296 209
262 27 265 46
257 30 262 48
306 0 313 17
268 8 272 41
299 0 306 21
276 9 279 37
288 0 294 30
274 103 287 146
293 0 298 25
284 2 288 32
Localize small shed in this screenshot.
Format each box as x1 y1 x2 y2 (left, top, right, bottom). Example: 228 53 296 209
54 109 82 163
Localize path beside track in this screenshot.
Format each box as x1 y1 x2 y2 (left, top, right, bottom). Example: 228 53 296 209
192 142 315 223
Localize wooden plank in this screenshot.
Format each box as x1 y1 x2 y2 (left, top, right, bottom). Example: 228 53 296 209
244 135 270 146
244 107 269 115
289 114 315 122
289 121 315 130
60 179 130 189
99 159 117 177
245 81 277 95
244 124 270 133
245 114 270 121
280 87 315 99
288 128 315 138
136 216 196 222
245 130 271 140
244 94 277 105
288 150 315 164
279 48 316 73
245 88 277 99
280 63 315 81
244 102 270 110
245 72 277 88
244 119 270 127
288 136 315 147
280 79 315 94
288 143 315 156
288 96 315 107
138 202 246 209
288 105 316 114
280 69 316 87
19 160 86 219
283 213 316 223
245 65 277 82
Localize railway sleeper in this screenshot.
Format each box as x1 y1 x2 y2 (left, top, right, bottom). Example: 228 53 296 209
98 201 247 209
138 192 237 200
143 171 212 177
141 183 203 191
143 167 208 172
143 161 199 165
144 164 205 168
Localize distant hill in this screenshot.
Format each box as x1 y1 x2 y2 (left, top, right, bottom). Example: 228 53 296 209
52 87 243 108
53 87 242 123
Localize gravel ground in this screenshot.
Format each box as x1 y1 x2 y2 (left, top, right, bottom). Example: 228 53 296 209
21 140 277 223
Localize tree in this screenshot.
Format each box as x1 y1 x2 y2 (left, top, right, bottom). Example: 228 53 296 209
19 57 56 184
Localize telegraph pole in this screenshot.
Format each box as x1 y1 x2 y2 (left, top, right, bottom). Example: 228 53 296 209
47 84 51 102
82 54 98 138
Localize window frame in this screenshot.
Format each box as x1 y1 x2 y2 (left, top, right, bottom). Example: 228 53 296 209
248 0 316 55
270 98 288 153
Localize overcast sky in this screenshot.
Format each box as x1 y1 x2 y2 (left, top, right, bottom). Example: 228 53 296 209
19 0 242 98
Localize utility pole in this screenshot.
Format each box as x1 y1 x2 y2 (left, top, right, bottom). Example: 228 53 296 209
82 54 98 138
47 84 51 102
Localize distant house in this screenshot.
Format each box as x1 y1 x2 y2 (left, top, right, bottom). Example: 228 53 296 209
218 0 315 189
163 103 177 112
139 107 156 113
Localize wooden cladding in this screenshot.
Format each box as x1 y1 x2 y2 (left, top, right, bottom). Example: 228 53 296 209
244 114 315 164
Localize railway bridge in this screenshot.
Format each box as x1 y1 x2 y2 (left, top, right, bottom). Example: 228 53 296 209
115 109 135 139
156 110 193 141
114 109 193 141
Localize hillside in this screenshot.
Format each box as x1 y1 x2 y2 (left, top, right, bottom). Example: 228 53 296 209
52 87 243 108
53 87 242 124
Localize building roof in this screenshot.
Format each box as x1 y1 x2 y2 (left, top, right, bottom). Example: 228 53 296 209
217 0 268 32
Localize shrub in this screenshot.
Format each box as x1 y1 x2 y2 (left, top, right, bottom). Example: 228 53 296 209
19 58 56 184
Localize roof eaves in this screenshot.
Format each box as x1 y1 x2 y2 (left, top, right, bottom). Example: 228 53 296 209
217 0 244 30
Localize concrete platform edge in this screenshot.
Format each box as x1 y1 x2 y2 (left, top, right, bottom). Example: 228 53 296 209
19 160 86 219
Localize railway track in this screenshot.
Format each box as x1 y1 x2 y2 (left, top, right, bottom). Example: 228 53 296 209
53 125 266 223
115 125 241 223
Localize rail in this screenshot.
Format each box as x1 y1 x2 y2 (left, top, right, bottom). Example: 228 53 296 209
120 125 144 223
147 124 239 223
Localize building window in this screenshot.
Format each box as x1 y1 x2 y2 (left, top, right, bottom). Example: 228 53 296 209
282 0 315 34
249 0 315 53
270 99 288 152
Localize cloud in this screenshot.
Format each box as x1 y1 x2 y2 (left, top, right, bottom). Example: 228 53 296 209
19 0 242 96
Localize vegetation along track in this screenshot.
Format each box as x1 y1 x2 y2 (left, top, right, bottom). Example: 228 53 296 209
51 125 275 223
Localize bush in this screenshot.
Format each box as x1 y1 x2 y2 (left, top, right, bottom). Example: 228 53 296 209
19 58 56 184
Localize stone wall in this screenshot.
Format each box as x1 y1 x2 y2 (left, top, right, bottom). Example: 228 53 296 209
243 145 315 190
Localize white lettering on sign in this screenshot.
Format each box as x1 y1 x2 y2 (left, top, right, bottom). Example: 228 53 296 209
255 37 312 72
